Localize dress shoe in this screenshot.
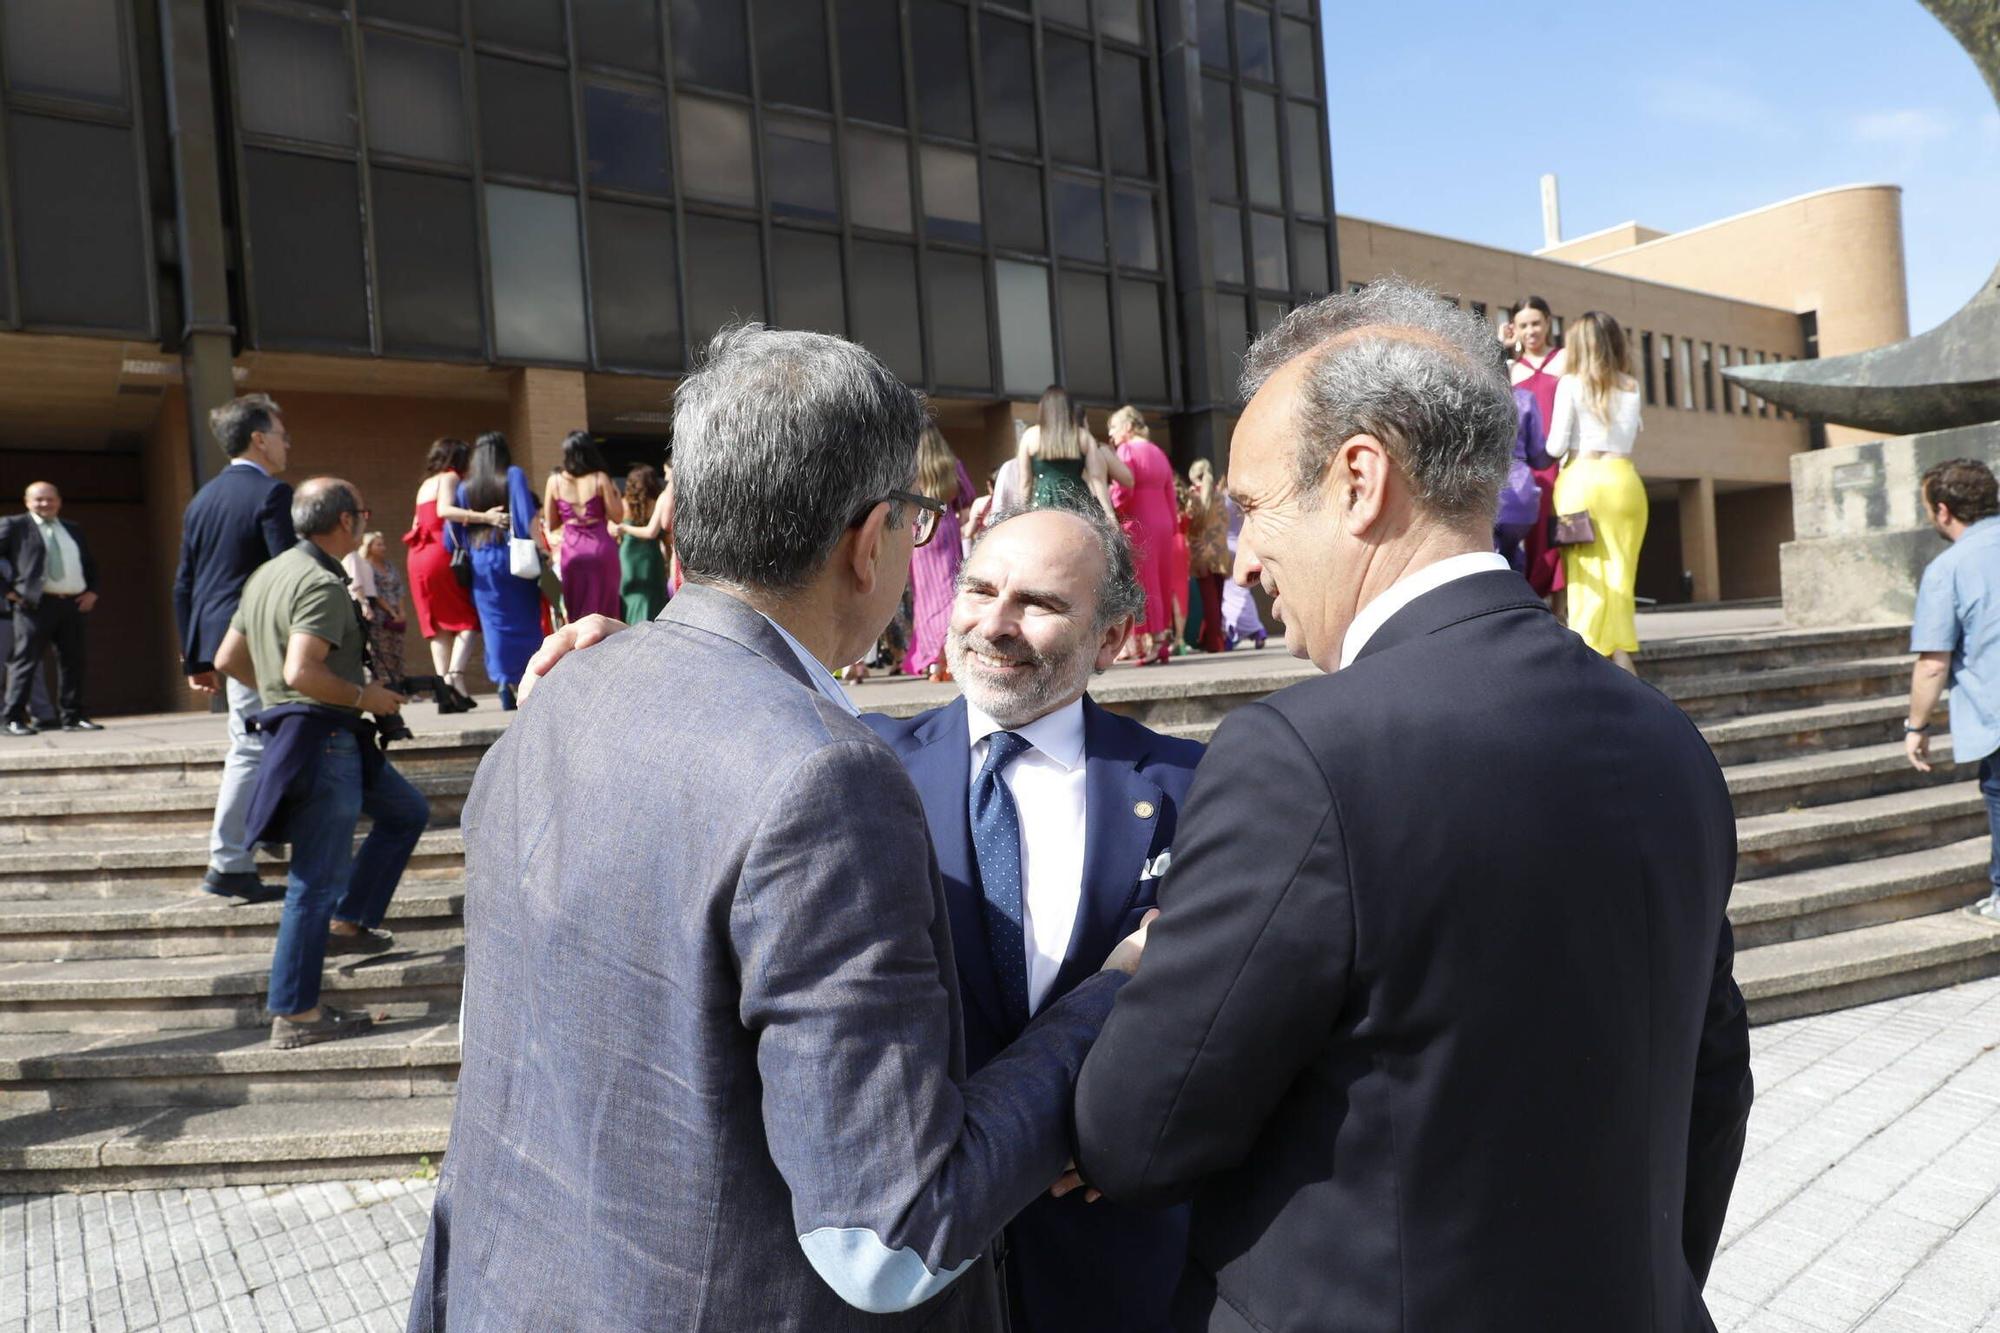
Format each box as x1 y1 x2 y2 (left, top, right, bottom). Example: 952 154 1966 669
3 719 36 737
202 870 287 904
61 717 103 732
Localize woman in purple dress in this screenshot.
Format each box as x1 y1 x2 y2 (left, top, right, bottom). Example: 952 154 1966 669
903 426 974 681
542 431 624 623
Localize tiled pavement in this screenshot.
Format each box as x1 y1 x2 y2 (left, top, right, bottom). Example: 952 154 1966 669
6 970 1997 1332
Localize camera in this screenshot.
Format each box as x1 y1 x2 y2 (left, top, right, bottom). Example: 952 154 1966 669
372 674 445 750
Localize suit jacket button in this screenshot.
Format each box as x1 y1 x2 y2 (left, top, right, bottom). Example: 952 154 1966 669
1132 800 1155 819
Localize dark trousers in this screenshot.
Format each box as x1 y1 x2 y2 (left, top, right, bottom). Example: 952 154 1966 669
1980 754 2000 904
5 597 84 723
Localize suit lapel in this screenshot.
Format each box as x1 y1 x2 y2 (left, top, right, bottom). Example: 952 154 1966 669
904 698 1009 1036
1045 699 1164 1009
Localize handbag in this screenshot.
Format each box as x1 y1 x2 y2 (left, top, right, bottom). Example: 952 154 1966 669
1552 511 1596 547
509 535 543 580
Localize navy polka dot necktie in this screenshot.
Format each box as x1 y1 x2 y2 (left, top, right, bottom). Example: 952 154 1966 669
971 730 1034 1031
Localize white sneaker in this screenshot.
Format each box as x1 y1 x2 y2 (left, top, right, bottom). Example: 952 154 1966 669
1968 898 2000 924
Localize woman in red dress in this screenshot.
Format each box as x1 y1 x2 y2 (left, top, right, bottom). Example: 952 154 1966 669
1506 296 1568 604
403 437 505 706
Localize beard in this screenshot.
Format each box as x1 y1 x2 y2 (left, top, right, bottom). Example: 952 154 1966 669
946 624 1097 728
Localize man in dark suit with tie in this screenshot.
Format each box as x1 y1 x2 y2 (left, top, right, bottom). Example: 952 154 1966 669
1072 278 1753 1331
1 482 101 735
866 503 1201 1333
172 393 295 901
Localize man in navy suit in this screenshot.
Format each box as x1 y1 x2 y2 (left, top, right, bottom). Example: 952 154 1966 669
866 502 1203 1333
172 393 296 901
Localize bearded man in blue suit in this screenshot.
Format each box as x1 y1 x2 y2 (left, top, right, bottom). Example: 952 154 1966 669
866 501 1203 1333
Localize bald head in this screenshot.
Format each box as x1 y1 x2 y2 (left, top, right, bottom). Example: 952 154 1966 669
291 477 363 542
23 483 59 520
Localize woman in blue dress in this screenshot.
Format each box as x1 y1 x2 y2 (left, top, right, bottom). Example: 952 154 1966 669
456 432 545 709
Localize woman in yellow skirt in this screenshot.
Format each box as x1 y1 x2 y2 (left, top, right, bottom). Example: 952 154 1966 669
1548 311 1647 671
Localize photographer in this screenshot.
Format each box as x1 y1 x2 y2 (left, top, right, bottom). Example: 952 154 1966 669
212 478 430 1050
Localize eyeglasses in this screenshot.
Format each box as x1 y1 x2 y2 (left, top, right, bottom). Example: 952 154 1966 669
850 488 947 548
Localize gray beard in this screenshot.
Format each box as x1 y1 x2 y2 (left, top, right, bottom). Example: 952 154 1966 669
946 629 1096 729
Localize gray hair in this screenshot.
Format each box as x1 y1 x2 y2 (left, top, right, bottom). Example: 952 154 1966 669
1239 277 1515 520
672 324 925 593
209 393 282 459
972 498 1146 633
291 478 359 538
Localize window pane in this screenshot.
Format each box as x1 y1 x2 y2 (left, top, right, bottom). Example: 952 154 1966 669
1052 177 1103 264
361 0 461 33
3 0 124 106
1250 211 1287 290
1241 89 1281 208
236 9 354 147
1110 189 1157 271
1234 3 1274 82
1287 101 1324 215
980 15 1037 155
1118 279 1167 402
765 115 837 222
1210 203 1243 286
839 0 905 126
1204 80 1237 200
1213 296 1249 385
1197 0 1228 68
478 57 575 181
574 0 660 74
1292 220 1328 294
1096 0 1144 45
1257 298 1286 332
588 198 681 369
585 83 670 195
486 184 587 361
372 168 484 357
472 0 566 53
1043 0 1089 27
1044 34 1096 168
995 259 1054 397
364 32 468 165
920 145 981 244
754 0 830 111
851 241 923 382
985 158 1044 253
1101 52 1150 178
770 227 844 335
9 115 148 331
682 214 765 348
1279 0 1309 13
1059 271 1114 399
912 0 974 141
244 149 367 347
672 0 749 93
1280 17 1316 98
846 130 912 233
677 97 755 206
928 251 990 389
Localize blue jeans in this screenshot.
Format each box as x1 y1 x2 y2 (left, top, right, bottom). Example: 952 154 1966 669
266 731 429 1016
1982 755 2000 907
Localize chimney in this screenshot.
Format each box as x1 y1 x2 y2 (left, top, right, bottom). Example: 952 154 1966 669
1540 174 1562 249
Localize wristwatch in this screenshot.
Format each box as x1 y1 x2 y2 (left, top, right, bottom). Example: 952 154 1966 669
1904 722 1930 735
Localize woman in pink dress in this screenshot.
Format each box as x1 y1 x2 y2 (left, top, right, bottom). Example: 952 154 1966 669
904 427 975 680
1506 296 1567 602
542 431 624 622
1107 405 1179 665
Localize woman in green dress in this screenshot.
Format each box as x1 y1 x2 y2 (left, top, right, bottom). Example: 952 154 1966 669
1015 385 1130 520
613 462 671 623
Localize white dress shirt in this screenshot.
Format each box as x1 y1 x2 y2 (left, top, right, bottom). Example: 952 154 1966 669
30 516 86 596
966 697 1088 1012
759 611 860 717
1337 551 1510 669
230 456 271 476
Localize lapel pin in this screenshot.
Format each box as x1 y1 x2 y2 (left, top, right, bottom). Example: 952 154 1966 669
1132 800 1156 820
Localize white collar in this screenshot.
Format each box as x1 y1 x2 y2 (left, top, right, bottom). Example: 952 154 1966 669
966 696 1087 772
29 513 56 528
230 457 271 476
1337 551 1511 669
757 611 859 717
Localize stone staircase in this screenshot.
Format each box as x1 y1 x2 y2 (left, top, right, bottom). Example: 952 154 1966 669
3 623 1998 1189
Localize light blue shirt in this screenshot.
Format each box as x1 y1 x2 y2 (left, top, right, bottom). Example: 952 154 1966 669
759 611 860 717
1911 516 2000 764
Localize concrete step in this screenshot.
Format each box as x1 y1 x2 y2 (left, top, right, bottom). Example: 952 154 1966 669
0 771 472 846
1660 656 1915 723
1724 739 1960 817
0 881 464 961
0 1092 454 1191
1699 695 1933 767
1736 910 2000 1025
0 828 466 901
1634 624 1909 685
1735 783 1988 881
0 1020 459 1112
1730 838 1993 949
0 947 463 1034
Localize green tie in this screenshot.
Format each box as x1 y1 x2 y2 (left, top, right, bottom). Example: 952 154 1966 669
40 521 62 582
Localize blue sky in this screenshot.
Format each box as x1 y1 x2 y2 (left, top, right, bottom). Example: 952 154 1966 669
1321 0 1997 333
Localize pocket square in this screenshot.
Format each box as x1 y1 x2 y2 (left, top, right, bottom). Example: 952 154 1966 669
1139 849 1172 881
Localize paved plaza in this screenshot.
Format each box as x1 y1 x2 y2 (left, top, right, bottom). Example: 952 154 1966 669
1 968 1995 1331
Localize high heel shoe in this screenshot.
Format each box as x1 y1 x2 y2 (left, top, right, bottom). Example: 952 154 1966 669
443 672 478 712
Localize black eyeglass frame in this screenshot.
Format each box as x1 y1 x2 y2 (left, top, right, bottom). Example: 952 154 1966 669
850 488 949 548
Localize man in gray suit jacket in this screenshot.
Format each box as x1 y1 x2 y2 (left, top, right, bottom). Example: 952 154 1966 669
409 326 1150 1332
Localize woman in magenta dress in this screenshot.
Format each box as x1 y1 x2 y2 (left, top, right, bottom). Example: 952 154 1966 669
1506 296 1568 602
403 436 505 706
542 431 624 623
903 427 974 681
1107 405 1179 665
